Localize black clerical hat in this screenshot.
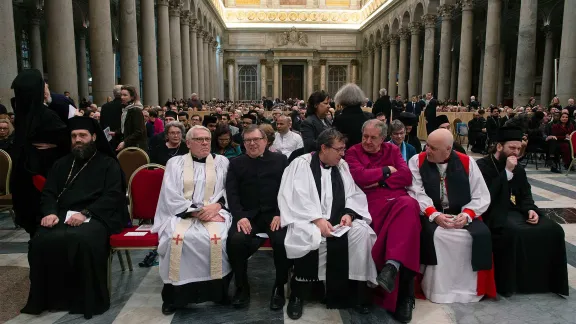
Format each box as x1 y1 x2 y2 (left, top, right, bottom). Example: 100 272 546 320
241 114 257 123
435 115 450 126
497 126 523 143
69 116 97 134
203 115 218 125
397 112 418 126
164 110 177 119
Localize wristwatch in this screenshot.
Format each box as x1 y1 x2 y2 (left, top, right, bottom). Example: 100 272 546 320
81 209 92 219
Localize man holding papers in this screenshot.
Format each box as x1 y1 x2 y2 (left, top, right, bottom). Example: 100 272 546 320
152 125 233 315
278 128 377 320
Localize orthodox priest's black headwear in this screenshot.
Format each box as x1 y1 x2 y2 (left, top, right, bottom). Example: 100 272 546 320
435 115 450 126
397 112 418 127
497 126 523 143
69 116 116 160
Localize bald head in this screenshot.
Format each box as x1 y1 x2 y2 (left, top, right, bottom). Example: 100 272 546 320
426 129 453 163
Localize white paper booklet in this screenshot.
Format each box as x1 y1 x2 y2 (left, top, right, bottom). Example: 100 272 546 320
330 224 351 237
136 224 153 231
125 232 148 237
65 210 91 223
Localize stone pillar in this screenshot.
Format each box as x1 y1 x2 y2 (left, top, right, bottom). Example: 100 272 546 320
169 1 183 100
196 27 204 100
398 28 410 99
261 59 267 98
351 59 359 84
157 0 172 103
380 40 389 91
497 46 506 105
481 0 501 106
0 0 18 104
558 0 576 103
421 14 436 94
320 60 327 91
89 0 115 105
227 59 235 101
307 59 314 96
513 0 537 106
119 0 139 87
450 55 458 100
361 49 369 92
478 41 485 100
388 34 399 98
190 20 199 95
77 32 89 101
210 40 217 99
409 23 421 98
457 0 474 103
372 42 381 100
29 9 44 74
366 49 374 97
438 4 454 101
180 10 191 98
273 59 279 99
218 49 225 99
141 0 158 105
541 27 553 107
203 33 210 100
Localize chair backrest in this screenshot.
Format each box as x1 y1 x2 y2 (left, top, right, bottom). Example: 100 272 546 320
129 164 165 221
457 123 469 136
452 118 462 136
570 131 576 159
117 147 150 184
0 150 11 195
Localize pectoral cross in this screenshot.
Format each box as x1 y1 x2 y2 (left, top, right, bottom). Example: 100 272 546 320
172 234 183 245
210 234 221 245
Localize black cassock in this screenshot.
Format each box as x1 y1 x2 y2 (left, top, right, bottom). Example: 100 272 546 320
21 152 125 319
477 155 569 296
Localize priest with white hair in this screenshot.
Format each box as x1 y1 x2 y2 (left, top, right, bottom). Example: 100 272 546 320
407 128 496 304
152 125 232 315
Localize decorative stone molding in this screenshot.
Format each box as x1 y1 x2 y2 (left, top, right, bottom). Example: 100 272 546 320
542 25 553 39
438 4 454 20
398 28 410 40
319 59 327 65
226 59 235 65
351 59 359 66
158 0 169 6
459 0 474 11
409 22 421 36
190 19 199 32
381 39 390 48
422 14 437 29
273 59 280 64
180 10 190 24
30 8 43 25
260 59 268 65
277 27 308 47
202 31 210 41
388 34 399 45
225 10 361 24
168 0 183 16
218 49 224 57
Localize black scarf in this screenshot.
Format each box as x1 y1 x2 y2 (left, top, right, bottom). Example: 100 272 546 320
293 152 349 308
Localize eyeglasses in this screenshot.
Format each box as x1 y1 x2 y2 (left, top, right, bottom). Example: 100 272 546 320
243 137 264 144
328 146 346 154
190 137 211 143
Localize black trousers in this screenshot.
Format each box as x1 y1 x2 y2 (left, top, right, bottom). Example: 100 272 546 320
226 216 290 288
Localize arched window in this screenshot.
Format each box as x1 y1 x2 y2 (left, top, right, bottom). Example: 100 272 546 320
21 29 31 69
328 66 347 96
238 65 258 100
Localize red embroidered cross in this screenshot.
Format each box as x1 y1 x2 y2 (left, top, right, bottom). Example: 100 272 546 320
210 234 221 245
172 235 183 245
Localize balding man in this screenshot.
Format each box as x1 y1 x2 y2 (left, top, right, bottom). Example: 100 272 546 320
271 115 303 158
407 129 496 304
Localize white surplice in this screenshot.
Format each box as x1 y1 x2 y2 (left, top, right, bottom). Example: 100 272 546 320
152 155 232 285
278 153 377 284
407 154 491 303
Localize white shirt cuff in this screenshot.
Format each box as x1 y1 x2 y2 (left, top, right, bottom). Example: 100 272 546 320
505 169 514 181
429 212 441 222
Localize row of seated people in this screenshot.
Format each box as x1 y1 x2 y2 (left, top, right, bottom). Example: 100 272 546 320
22 117 568 323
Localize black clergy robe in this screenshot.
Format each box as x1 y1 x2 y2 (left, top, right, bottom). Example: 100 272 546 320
476 155 569 296
405 133 422 153
22 152 126 319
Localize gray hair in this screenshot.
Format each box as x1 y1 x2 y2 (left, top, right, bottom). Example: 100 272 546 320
379 88 388 97
186 125 211 140
113 85 122 98
333 83 366 107
362 119 388 138
242 124 266 139
389 119 405 134
164 121 186 138
317 128 346 150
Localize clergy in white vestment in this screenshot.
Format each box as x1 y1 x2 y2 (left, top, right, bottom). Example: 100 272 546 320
407 129 497 304
271 115 303 157
152 125 233 315
279 128 378 320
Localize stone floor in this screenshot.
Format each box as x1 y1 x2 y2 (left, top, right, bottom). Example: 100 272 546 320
1 155 576 324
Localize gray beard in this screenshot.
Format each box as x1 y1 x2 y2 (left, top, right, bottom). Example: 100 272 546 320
72 141 97 160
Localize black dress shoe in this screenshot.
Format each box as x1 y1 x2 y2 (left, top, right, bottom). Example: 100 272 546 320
355 304 371 314
393 297 415 323
162 303 177 315
376 264 398 293
232 286 250 308
269 286 285 310
287 296 303 320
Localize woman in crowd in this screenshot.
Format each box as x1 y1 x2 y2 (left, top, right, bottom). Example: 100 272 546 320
214 125 242 158
301 90 331 152
259 123 276 151
117 85 147 151
332 83 370 148
149 121 188 166
551 112 575 169
0 118 14 153
550 97 562 111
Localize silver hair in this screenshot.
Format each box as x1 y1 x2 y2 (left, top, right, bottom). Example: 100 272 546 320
389 119 405 133
113 85 122 98
379 88 388 97
317 128 346 150
362 119 388 138
242 125 266 139
186 125 211 140
333 83 366 107
164 121 186 138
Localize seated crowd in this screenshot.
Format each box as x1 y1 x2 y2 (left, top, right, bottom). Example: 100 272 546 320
8 69 569 324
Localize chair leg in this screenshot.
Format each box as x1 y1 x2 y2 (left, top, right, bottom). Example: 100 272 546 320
125 250 133 271
117 250 126 272
108 252 113 298
9 209 17 229
535 154 539 170
566 160 575 176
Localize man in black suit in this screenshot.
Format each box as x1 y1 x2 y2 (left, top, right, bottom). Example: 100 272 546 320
424 92 437 135
371 88 392 124
391 94 404 119
100 85 124 149
405 96 421 136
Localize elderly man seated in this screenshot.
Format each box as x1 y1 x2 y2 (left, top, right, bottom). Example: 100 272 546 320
152 125 233 315
408 129 496 304
279 129 377 320
346 119 421 323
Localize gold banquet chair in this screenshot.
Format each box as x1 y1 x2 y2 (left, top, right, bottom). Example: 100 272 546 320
117 147 150 186
0 149 15 227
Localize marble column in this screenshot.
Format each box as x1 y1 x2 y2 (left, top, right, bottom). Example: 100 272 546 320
210 41 217 99
157 0 172 103
372 42 381 100
196 27 204 100
497 46 506 105
398 28 410 99
421 14 436 94
203 33 210 99
119 0 139 87
361 50 369 92
438 4 454 101
218 49 225 99
540 28 553 107
77 32 89 101
366 48 374 96
189 20 199 95
141 0 158 105
169 1 183 100
307 59 314 96
513 0 537 106
450 55 458 100
351 60 359 84
227 59 235 101
380 40 389 91
0 0 17 104
320 60 327 91
388 34 399 98
89 0 115 105
273 59 279 99
29 9 44 74
478 42 485 101
457 0 474 103
261 59 268 98
409 23 421 98
558 0 576 103
180 10 191 98
481 0 501 106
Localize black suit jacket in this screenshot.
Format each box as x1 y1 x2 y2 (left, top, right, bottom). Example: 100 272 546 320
333 105 369 148
372 96 391 120
405 101 422 116
301 115 330 152
425 99 437 122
